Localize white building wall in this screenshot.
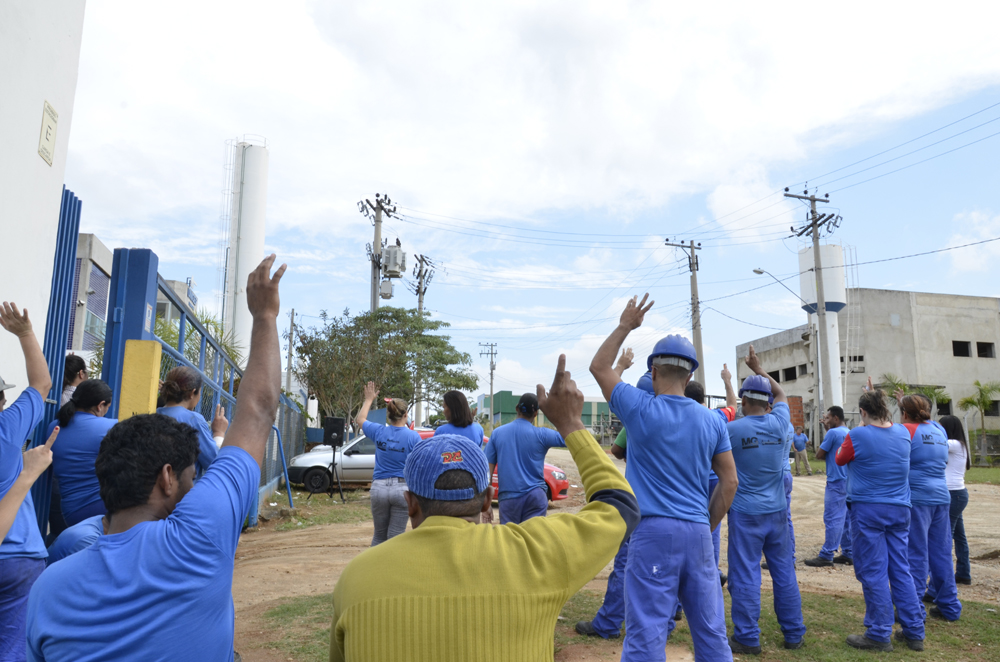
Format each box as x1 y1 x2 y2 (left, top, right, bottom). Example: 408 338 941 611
0 1 87 401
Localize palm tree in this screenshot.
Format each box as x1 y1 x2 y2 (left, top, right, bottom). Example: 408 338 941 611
912 385 951 419
958 380 1000 466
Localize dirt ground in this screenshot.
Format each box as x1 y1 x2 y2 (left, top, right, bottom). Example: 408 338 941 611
232 449 1000 661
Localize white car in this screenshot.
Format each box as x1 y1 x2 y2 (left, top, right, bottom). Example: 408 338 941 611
286 435 379 493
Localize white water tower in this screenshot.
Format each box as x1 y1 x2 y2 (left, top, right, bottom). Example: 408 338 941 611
798 244 846 408
222 138 269 361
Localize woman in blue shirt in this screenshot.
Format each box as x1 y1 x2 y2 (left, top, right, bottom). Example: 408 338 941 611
433 391 484 446
47 380 117 526
354 381 421 546
899 394 961 621
835 382 925 652
156 367 226 478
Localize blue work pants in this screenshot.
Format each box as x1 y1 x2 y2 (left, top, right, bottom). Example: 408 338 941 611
819 479 852 560
0 557 45 662
909 504 962 620
727 509 805 646
592 539 629 637
784 472 796 562
850 503 925 643
949 489 970 582
498 487 548 525
622 517 731 662
709 476 721 567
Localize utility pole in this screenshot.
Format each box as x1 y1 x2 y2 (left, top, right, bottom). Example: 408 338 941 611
285 308 295 393
479 342 497 427
785 188 839 421
664 239 705 385
357 193 398 312
409 255 435 426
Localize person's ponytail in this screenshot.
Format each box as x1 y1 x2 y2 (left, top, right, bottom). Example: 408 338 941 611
58 379 114 427
56 399 78 428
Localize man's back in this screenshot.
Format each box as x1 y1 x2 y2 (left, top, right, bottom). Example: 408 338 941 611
726 402 791 514
27 447 258 661
331 429 636 662
485 419 564 499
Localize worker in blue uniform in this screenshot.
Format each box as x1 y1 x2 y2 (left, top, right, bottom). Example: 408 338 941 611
725 347 805 654
899 393 961 621
590 294 738 661
804 406 853 567
835 379 925 652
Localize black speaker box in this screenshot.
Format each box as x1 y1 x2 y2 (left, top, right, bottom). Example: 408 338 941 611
323 417 346 447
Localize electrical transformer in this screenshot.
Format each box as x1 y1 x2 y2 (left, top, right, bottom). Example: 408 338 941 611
379 279 393 299
381 245 406 278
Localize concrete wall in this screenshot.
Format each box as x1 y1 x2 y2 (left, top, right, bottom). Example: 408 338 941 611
0 1 87 400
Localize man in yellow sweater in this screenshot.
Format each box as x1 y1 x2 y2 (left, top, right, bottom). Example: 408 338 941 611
330 355 639 662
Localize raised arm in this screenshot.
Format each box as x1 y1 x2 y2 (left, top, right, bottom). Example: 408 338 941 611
721 363 737 409
744 344 785 405
0 427 57 541
613 347 634 378
222 255 286 467
590 295 653 401
0 303 52 397
353 382 378 432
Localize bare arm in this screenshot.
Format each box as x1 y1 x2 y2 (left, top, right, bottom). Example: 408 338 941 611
0 303 51 396
815 448 827 460
721 363 737 409
354 382 378 432
222 256 286 467
709 450 738 530
611 444 625 460
613 348 634 378
590 295 653 402
744 344 785 405
0 427 57 541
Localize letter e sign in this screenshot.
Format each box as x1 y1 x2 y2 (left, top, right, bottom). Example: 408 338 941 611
38 101 59 166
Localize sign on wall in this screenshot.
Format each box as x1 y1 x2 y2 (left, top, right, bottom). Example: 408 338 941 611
38 101 58 166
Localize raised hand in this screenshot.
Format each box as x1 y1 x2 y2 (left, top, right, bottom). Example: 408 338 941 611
744 345 763 375
246 255 287 320
864 375 874 392
22 426 58 481
721 363 732 383
537 355 585 437
0 302 33 338
619 294 653 331
211 404 229 437
615 347 635 374
363 381 378 402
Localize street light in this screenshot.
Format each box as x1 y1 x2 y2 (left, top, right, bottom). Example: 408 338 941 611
753 268 809 307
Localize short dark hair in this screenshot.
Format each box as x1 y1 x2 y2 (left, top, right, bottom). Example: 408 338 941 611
412 469 487 518
827 406 845 423
443 391 474 427
858 390 890 423
95 414 199 515
684 380 705 404
653 363 689 383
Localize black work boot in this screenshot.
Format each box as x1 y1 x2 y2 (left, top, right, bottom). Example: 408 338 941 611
804 555 834 567
833 554 853 565
894 630 925 651
575 620 619 639
729 636 761 655
846 634 893 652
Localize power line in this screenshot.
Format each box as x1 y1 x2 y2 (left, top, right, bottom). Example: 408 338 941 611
701 307 786 331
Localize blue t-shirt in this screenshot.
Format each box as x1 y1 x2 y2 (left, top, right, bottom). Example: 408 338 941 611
27 446 259 661
46 414 116 520
726 402 791 515
433 422 484 446
0 387 47 560
361 422 421 480
483 418 565 500
45 515 103 566
820 426 850 482
793 433 808 452
157 406 219 477
906 422 950 506
609 382 731 524
843 424 911 507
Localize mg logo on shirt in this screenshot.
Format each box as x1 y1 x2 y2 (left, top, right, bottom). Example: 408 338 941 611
741 437 759 449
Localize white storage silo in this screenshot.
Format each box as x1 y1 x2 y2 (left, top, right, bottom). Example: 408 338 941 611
799 244 846 408
223 141 269 361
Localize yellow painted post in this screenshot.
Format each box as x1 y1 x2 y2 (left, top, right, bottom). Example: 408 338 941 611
118 340 162 421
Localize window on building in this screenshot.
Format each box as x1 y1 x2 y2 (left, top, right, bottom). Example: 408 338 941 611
767 370 780 383
953 341 972 357
986 401 1000 417
782 367 797 382
977 342 996 359
937 401 952 416
798 364 808 377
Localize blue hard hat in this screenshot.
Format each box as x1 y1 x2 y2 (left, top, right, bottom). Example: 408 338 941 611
647 335 699 373
739 375 772 402
636 371 654 394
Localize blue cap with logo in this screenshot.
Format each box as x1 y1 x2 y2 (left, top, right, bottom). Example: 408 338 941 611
404 434 491 501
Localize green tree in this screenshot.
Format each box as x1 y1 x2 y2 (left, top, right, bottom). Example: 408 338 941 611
294 307 477 424
958 380 1000 465
878 374 951 419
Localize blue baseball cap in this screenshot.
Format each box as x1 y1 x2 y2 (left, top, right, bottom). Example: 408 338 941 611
404 434 491 501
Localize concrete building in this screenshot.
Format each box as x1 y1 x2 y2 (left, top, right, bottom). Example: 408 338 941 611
736 287 1000 436
156 279 199 323
68 234 113 353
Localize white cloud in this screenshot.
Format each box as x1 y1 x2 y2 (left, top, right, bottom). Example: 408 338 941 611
946 211 1000 273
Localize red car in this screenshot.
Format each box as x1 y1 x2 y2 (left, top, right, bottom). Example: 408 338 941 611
417 429 570 501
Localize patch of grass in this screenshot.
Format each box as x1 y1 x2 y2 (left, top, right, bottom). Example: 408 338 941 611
273 489 373 532
262 593 334 662
965 466 1000 485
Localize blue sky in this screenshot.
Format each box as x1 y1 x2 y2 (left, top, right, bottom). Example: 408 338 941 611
65 1 1000 402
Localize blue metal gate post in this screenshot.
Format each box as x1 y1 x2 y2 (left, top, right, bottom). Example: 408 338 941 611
102 248 159 419
30 187 83 532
